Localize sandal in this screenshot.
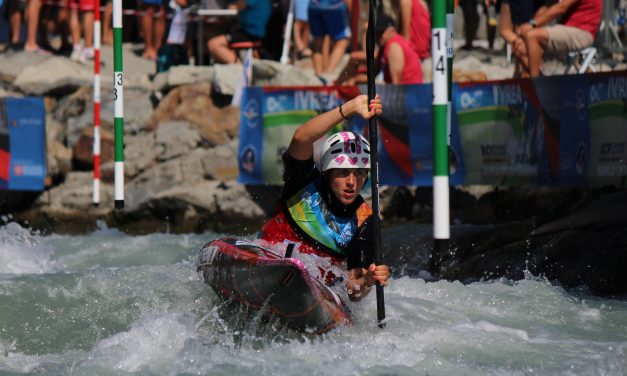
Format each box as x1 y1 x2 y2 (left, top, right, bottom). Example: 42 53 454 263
297 47 313 60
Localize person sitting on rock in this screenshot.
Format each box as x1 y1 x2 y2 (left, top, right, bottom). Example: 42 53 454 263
499 0 549 77
517 0 602 77
258 94 390 301
207 0 272 64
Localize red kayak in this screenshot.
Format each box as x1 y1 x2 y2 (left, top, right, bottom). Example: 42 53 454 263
197 238 352 334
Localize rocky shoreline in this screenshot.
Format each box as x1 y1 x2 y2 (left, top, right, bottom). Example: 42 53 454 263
1 43 626 296
0 41 522 234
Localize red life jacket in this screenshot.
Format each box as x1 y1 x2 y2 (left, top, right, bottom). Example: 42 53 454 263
259 201 372 285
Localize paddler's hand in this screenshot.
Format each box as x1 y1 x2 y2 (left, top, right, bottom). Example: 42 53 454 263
345 267 371 301
344 94 382 121
368 263 390 287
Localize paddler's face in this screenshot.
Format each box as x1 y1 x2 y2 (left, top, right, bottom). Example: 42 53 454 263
327 168 368 205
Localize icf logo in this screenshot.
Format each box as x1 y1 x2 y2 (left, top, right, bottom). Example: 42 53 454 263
266 96 284 113
243 99 259 129
459 90 481 110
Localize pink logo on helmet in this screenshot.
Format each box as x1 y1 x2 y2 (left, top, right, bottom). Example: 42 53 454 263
362 157 369 164
341 132 351 153
335 156 345 165
349 157 358 165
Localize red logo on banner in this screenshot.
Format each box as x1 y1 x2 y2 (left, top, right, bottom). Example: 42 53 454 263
0 149 9 181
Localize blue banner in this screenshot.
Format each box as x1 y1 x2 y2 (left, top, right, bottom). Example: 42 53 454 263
0 97 46 191
239 72 627 188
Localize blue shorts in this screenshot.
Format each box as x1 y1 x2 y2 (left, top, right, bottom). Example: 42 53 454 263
308 5 351 40
295 0 310 21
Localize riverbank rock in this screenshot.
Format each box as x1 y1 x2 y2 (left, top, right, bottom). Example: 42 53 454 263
72 127 115 170
13 56 92 96
147 82 239 145
420 188 627 296
152 65 215 93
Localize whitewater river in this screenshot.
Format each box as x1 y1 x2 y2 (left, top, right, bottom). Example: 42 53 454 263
0 222 626 375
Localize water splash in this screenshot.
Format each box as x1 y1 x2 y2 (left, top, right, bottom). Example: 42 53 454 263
0 222 58 275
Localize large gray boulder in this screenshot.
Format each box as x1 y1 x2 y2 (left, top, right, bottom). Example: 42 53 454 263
13 56 92 95
99 88 154 134
123 151 207 213
37 171 113 215
147 82 239 145
152 65 215 92
252 59 323 87
212 64 243 96
0 51 50 84
200 139 239 181
155 121 201 161
124 132 157 179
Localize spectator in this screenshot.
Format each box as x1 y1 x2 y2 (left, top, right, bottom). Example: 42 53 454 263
156 0 192 72
499 0 548 77
308 0 350 78
102 0 113 45
518 0 602 77
207 0 272 64
293 0 311 60
398 0 430 60
376 13 422 84
141 0 166 60
67 0 95 63
460 0 499 50
7 0 27 50
23 0 53 53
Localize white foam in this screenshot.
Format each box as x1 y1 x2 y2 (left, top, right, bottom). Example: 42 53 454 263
0 223 58 275
89 312 196 373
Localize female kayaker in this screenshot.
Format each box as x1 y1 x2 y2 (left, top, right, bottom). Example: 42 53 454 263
259 94 390 301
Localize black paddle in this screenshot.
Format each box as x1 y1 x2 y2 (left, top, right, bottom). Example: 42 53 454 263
365 0 385 328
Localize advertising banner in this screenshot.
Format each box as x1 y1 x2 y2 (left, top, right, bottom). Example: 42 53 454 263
238 72 627 188
0 97 46 191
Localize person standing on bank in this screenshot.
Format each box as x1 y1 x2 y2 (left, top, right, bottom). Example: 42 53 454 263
259 94 390 301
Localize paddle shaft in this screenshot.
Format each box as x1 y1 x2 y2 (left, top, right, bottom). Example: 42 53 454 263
366 0 385 328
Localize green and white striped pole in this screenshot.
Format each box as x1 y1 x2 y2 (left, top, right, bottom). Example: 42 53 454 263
113 0 124 209
446 0 454 146
431 0 450 257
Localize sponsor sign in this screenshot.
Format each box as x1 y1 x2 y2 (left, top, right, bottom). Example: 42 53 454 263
0 97 46 191
239 73 627 187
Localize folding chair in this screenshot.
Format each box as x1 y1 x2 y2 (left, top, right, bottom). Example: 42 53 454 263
563 46 597 74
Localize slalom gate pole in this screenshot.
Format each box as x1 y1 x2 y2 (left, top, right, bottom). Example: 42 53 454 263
446 0 454 146
113 0 124 209
93 0 101 207
280 0 294 64
366 0 385 328
432 0 450 262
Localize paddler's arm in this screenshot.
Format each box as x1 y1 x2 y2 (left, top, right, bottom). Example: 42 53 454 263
287 95 382 161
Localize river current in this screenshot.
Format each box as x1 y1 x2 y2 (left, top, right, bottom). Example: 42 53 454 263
0 222 625 375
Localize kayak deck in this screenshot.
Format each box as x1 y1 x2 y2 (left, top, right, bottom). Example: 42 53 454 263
197 238 351 334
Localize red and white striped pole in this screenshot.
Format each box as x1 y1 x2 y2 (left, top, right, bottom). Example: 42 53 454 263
93 0 101 207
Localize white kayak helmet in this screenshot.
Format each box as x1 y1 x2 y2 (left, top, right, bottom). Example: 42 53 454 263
317 131 371 172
